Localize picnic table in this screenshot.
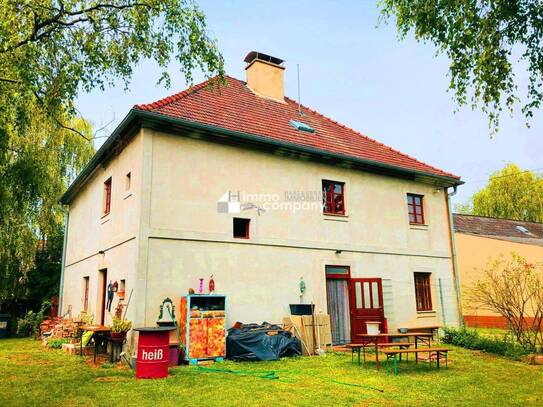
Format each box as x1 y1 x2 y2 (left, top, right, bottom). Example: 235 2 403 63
346 332 434 369
384 347 451 375
398 325 441 339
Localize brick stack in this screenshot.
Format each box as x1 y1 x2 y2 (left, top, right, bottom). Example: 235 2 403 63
42 318 84 341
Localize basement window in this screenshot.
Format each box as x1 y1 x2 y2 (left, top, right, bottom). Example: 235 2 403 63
233 218 250 239
289 120 315 133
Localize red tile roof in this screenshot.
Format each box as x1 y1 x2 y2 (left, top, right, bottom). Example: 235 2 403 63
135 76 460 180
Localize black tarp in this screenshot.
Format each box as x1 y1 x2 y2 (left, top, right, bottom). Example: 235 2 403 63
226 322 301 361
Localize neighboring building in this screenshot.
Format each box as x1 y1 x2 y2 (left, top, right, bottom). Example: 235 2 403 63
59 51 463 346
453 213 543 328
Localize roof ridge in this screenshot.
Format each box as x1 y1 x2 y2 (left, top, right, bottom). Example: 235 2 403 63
453 213 543 226
135 75 232 111
284 96 458 179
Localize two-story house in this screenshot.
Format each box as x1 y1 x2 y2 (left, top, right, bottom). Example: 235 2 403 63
59 51 463 345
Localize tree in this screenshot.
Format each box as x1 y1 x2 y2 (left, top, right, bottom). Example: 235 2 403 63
468 254 543 352
0 1 225 308
380 1 543 133
457 164 543 222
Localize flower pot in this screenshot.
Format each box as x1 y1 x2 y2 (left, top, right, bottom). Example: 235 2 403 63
110 331 127 340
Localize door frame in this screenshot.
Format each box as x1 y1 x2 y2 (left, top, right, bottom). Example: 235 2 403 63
325 265 351 345
98 269 107 325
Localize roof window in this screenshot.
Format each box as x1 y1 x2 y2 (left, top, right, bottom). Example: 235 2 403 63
290 120 315 133
515 225 531 235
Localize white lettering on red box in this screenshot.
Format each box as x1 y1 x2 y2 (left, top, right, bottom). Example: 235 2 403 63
141 348 163 361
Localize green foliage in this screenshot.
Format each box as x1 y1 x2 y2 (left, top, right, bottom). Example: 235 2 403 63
111 317 132 333
16 301 51 337
0 1 224 307
380 0 543 133
442 327 530 360
47 338 68 349
462 163 543 222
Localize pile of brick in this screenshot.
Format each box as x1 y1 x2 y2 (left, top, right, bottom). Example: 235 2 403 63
41 318 84 341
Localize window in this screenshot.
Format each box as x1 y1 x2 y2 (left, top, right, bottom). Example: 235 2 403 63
103 177 112 215
414 272 432 311
322 180 345 215
83 276 90 311
233 218 250 238
125 172 131 191
407 193 424 224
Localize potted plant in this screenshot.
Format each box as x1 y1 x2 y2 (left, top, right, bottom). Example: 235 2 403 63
110 317 132 340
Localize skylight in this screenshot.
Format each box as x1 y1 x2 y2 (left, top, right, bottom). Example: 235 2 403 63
515 225 530 235
290 120 315 133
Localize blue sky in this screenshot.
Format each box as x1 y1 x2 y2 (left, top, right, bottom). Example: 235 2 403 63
76 1 543 207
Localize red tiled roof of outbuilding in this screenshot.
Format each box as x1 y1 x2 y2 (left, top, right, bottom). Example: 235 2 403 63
135 76 460 180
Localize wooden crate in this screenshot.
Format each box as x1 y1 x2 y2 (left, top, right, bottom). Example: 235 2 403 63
283 314 332 356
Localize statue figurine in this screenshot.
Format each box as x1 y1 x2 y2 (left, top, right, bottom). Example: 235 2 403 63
198 278 204 294
209 275 215 294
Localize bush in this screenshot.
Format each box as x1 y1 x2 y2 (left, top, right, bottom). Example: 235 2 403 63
16 301 52 337
442 327 530 360
47 338 68 349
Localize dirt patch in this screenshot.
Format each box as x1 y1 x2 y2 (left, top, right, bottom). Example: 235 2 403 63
7 353 55 367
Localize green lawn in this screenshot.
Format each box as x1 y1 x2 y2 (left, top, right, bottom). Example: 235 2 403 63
1 339 541 406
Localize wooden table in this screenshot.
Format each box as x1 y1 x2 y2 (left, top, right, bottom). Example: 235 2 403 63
79 325 111 363
398 325 441 340
347 332 434 369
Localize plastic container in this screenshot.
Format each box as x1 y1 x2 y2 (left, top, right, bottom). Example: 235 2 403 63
134 327 176 379
366 321 381 335
289 304 315 315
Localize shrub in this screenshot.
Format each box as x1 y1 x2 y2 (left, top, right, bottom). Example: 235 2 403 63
47 338 69 349
442 327 530 360
16 301 52 337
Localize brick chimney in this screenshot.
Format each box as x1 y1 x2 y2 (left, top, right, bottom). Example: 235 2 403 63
244 51 285 102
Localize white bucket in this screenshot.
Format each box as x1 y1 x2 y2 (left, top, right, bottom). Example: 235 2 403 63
366 322 380 335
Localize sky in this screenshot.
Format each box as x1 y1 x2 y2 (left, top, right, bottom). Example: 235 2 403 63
75 1 543 207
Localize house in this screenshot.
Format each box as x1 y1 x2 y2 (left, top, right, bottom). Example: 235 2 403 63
453 213 543 328
59 51 463 346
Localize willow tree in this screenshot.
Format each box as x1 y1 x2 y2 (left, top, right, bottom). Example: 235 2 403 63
380 1 543 133
459 164 543 222
0 1 224 307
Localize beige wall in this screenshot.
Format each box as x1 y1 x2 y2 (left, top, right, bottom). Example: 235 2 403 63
456 232 543 316
61 131 144 325
137 129 459 329
62 125 460 333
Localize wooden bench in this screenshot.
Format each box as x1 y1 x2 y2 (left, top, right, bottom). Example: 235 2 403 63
346 342 413 366
383 347 451 375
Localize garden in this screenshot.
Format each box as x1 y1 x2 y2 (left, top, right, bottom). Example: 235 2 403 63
1 335 542 406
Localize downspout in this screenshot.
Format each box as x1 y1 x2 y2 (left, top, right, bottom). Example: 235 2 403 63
58 209 69 316
446 186 464 327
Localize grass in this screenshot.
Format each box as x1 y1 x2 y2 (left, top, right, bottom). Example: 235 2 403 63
0 338 542 406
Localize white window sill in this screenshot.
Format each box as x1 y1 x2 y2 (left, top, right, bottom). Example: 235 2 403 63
101 216 110 225
323 213 349 222
410 224 428 231
417 310 436 318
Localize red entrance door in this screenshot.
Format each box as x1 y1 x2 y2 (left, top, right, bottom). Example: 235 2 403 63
349 278 384 343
